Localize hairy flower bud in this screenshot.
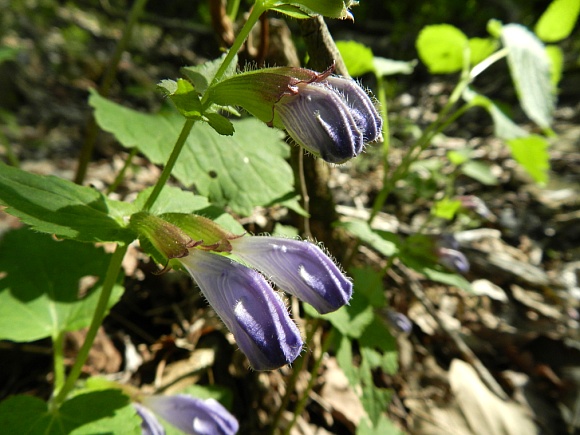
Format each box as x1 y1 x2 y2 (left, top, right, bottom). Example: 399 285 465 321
230 236 352 314
207 65 382 163
180 249 303 370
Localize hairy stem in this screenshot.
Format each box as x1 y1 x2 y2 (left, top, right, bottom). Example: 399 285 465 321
142 119 195 211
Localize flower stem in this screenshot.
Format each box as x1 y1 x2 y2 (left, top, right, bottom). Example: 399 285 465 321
142 119 195 211
52 243 128 407
106 148 138 195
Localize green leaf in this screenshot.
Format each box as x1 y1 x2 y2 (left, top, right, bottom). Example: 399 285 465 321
447 149 470 165
422 267 473 292
546 45 564 88
507 135 550 184
181 54 237 94
357 415 404 435
0 390 140 434
90 93 295 216
0 229 124 341
350 267 386 308
133 186 210 215
534 0 580 42
0 162 135 243
158 78 203 119
501 24 554 129
337 219 400 257
204 112 235 136
359 346 393 426
461 160 498 186
336 40 375 77
468 37 498 65
416 24 468 73
432 198 462 220
304 288 374 338
335 331 361 387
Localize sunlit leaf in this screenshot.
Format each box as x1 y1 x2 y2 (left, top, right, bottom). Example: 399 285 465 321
90 92 295 216
416 24 468 73
0 229 124 341
461 160 498 186
507 135 550 184
372 57 416 76
501 24 554 129
534 0 580 42
0 162 135 243
336 40 375 77
468 37 498 65
545 45 564 88
337 219 399 257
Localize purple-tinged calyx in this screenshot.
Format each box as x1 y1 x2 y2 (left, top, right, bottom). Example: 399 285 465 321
229 236 352 314
436 247 470 274
180 249 303 370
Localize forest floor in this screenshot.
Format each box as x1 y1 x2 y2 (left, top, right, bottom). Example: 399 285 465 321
1 4 579 434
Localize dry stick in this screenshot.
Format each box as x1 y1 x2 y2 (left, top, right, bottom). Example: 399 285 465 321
395 260 509 400
74 0 148 184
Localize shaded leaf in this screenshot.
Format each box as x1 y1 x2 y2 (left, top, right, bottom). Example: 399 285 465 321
0 162 135 243
0 390 140 434
181 54 236 94
501 24 554 129
0 229 124 341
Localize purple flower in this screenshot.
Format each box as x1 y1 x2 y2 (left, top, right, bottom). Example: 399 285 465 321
275 73 382 164
134 395 239 435
229 236 352 314
180 249 303 370
384 310 413 334
457 195 494 220
436 247 470 274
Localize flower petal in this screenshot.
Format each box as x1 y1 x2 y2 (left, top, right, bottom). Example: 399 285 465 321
276 82 363 163
180 250 303 370
230 237 352 314
133 402 165 435
142 395 239 435
326 76 383 144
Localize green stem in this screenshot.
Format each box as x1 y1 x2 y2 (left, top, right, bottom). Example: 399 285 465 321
142 119 195 211
227 0 242 20
52 332 66 400
204 2 267 96
0 128 19 168
283 328 334 435
52 243 128 406
74 0 148 185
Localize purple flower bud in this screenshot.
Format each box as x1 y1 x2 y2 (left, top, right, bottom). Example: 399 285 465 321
136 395 239 435
436 247 470 274
275 73 382 164
229 236 352 314
384 310 413 334
180 249 303 370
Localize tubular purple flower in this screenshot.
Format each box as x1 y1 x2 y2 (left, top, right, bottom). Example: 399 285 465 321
436 247 470 274
139 395 239 435
134 402 164 435
384 310 413 334
275 75 382 163
229 237 352 314
180 249 303 370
